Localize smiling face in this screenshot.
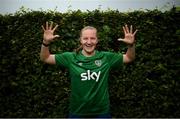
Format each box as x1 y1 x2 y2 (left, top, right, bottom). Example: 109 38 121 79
80 27 98 57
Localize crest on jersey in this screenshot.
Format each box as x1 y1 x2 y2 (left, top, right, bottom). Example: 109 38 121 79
78 62 83 66
95 60 102 67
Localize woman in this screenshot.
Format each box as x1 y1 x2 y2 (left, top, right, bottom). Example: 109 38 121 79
40 22 137 118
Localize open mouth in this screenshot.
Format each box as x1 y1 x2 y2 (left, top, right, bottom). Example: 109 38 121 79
85 44 94 48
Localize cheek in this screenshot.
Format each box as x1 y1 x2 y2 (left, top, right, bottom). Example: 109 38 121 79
93 40 98 45
80 40 84 45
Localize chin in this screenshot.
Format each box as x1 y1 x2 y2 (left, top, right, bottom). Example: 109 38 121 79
85 50 94 54
85 48 95 52
84 48 95 54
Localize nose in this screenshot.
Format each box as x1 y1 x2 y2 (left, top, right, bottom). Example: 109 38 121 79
86 38 91 44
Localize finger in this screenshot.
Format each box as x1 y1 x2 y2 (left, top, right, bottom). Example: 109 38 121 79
123 26 127 34
117 38 124 41
133 29 138 36
130 25 133 34
52 25 59 32
125 24 129 33
41 25 45 31
49 21 53 30
53 35 60 39
46 21 48 30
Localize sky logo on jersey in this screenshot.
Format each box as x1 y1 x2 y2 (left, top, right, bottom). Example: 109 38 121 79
80 70 101 82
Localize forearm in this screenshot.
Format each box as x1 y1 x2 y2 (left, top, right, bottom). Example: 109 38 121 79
40 45 50 61
125 44 135 62
40 40 51 62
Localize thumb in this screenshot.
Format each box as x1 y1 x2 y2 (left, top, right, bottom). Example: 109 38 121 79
117 38 124 41
53 35 60 39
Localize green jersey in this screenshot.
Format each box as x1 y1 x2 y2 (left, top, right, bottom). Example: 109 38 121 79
55 51 123 115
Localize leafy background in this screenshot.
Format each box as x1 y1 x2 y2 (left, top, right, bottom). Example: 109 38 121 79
0 7 179 117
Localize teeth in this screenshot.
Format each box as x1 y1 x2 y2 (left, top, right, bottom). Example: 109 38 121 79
86 45 92 47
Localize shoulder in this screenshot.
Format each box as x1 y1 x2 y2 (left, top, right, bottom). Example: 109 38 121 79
55 52 76 60
56 52 75 56
99 51 123 61
55 52 76 66
99 51 122 56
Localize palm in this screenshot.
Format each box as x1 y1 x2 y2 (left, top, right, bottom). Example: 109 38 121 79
42 22 59 43
118 25 137 45
43 30 55 41
124 33 135 44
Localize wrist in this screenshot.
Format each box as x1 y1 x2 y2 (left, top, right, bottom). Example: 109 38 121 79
43 40 50 44
42 40 50 47
128 43 135 47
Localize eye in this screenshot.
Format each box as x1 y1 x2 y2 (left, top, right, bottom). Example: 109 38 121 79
91 37 96 40
83 37 88 40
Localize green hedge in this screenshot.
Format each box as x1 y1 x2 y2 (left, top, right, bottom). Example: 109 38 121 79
0 8 179 117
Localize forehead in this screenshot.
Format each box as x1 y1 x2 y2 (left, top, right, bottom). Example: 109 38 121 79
81 29 97 37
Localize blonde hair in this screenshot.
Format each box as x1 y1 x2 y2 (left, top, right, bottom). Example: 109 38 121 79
80 26 97 38
75 26 97 53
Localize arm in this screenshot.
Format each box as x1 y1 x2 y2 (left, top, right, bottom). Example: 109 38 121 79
118 25 137 64
123 44 135 63
40 43 55 64
40 22 59 64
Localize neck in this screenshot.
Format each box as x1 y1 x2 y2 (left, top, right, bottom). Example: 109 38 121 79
82 50 95 57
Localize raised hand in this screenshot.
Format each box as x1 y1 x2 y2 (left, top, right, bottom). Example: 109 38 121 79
118 25 137 45
41 21 59 44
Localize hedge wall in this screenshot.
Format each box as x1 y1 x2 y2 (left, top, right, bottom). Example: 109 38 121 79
0 8 179 118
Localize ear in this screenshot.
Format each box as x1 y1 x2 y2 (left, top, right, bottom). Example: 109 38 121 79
79 38 82 44
96 38 98 44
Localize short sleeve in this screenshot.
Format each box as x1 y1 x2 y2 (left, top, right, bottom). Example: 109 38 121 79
55 52 73 68
105 52 123 70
